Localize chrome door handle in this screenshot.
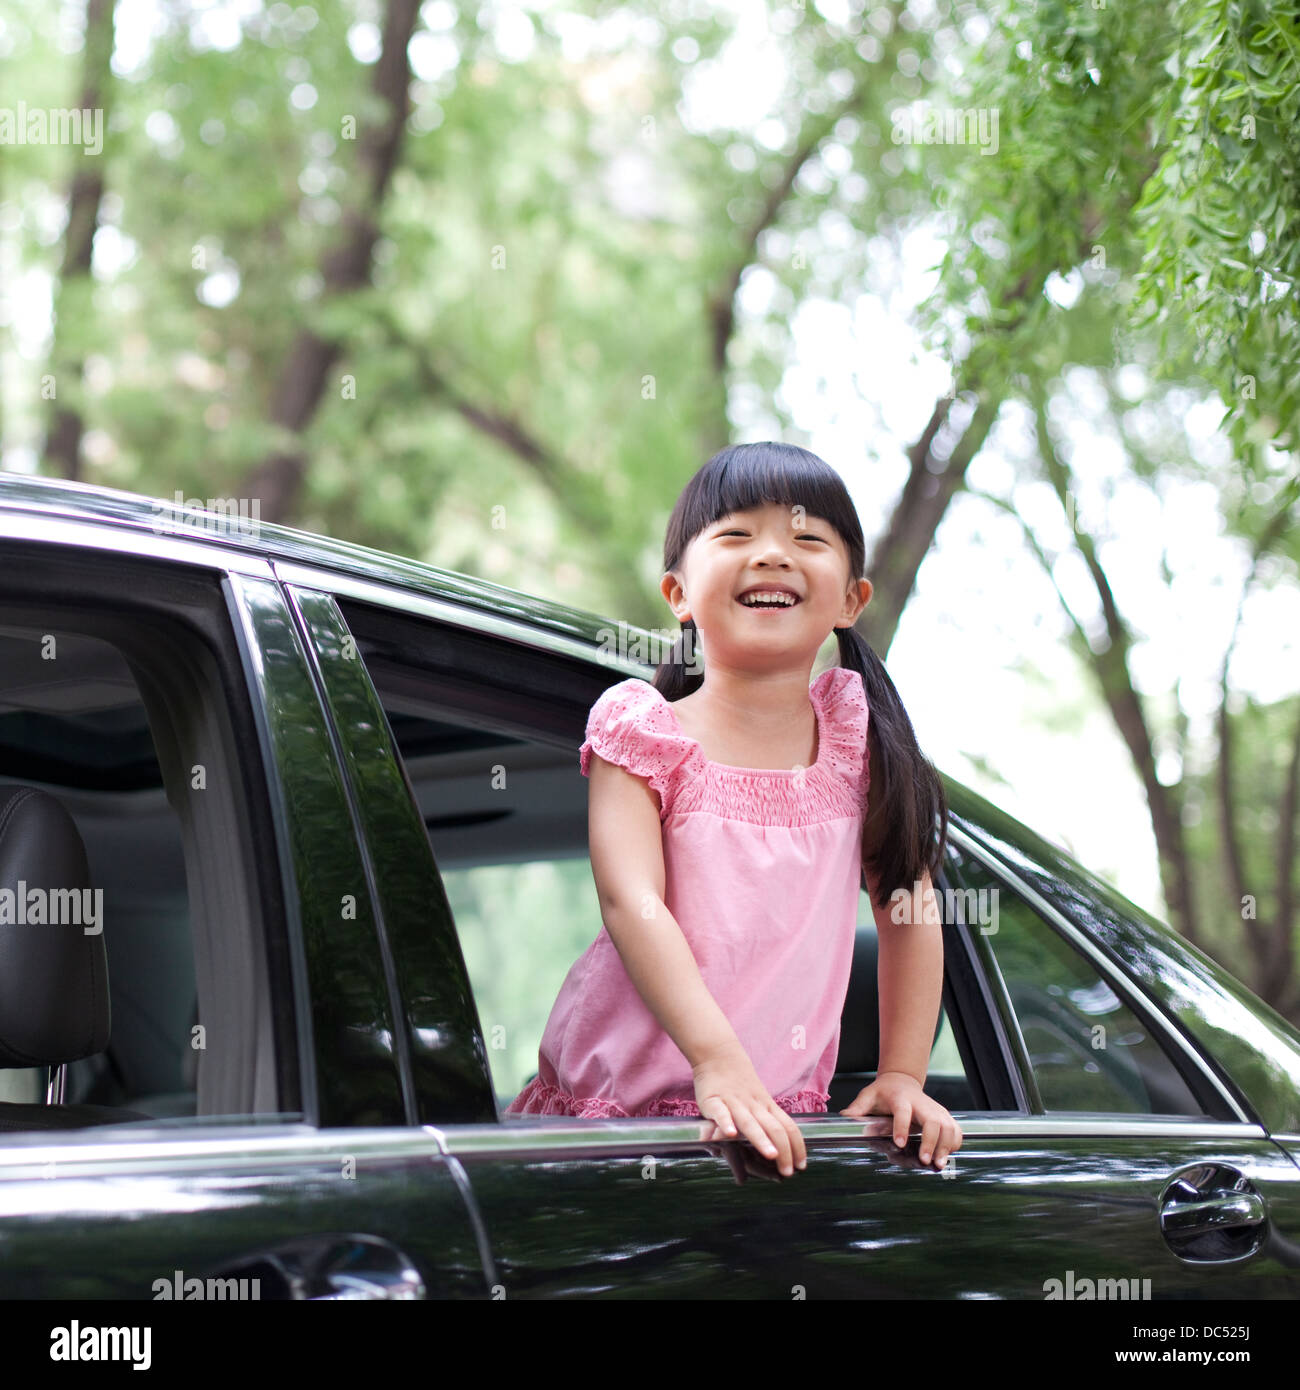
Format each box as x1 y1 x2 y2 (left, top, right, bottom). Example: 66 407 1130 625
1160 1192 1265 1236
1158 1163 1267 1263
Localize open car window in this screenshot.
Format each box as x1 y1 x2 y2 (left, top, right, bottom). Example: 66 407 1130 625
335 597 987 1118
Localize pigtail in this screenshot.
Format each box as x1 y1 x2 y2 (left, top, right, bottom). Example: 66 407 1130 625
836 626 948 909
651 617 705 700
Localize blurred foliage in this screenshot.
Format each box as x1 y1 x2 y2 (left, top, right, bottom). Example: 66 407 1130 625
4 0 1295 610
1133 0 1300 457
922 0 1299 459
2 0 952 625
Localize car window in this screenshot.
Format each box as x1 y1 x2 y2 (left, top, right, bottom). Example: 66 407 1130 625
0 554 300 1132
443 864 976 1114
951 848 1212 1116
439 859 605 1110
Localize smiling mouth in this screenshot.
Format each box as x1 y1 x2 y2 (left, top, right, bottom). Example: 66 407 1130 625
736 593 801 610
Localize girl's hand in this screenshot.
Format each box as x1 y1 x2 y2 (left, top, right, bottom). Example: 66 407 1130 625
692 1043 807 1177
840 1070 963 1169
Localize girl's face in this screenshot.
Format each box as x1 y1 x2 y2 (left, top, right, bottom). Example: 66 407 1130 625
661 501 871 671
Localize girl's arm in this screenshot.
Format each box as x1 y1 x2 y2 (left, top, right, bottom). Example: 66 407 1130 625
847 866 959 1168
858 733 944 1087
586 751 807 1174
868 867 944 1087
842 745 960 1169
586 749 744 1069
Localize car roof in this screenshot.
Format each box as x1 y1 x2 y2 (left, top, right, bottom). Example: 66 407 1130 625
0 471 621 651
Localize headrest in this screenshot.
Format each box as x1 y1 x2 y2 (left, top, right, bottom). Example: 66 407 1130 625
0 786 110 1067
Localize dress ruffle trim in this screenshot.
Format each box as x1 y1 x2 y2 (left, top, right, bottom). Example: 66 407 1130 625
579 679 704 813
506 1076 829 1120
812 667 869 789
579 668 869 826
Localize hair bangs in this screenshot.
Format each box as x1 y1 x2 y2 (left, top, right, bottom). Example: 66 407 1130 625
664 442 865 575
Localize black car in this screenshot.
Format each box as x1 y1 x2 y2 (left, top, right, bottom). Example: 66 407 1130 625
1 472 1299 1300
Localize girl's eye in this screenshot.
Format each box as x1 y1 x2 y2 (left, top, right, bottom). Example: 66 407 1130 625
717 530 827 540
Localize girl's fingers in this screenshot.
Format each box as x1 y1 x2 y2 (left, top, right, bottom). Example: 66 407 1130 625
754 1110 794 1174
702 1096 806 1175
731 1102 781 1163
934 1119 963 1168
920 1116 942 1164
703 1103 736 1139
778 1110 807 1169
892 1099 913 1150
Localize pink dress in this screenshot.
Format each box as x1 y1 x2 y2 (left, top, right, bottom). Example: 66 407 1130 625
503 666 870 1120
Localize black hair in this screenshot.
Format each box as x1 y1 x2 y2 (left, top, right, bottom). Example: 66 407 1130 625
652 441 948 909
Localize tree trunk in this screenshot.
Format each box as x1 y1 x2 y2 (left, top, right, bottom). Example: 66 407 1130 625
1031 389 1201 949
42 0 116 481
1273 701 1300 1014
860 392 999 655
1216 475 1300 1003
242 0 421 524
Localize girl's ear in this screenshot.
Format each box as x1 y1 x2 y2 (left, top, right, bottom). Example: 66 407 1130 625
837 578 872 628
660 570 688 620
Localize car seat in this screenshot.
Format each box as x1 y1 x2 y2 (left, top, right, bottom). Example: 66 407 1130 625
0 785 150 1130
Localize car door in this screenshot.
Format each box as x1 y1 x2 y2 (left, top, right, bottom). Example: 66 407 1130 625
0 525 487 1299
432 826 1300 1302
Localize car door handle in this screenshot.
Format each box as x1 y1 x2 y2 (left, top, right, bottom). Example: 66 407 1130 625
211 1233 427 1299
1160 1192 1265 1235
1158 1163 1267 1262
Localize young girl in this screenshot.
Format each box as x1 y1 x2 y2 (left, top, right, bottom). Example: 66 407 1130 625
505 442 963 1176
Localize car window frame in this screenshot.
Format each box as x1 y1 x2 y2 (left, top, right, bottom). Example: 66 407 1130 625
929 850 1028 1112
317 585 617 1124
283 582 500 1126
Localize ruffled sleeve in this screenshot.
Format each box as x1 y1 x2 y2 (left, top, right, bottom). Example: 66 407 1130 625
579 679 703 818
811 667 869 802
